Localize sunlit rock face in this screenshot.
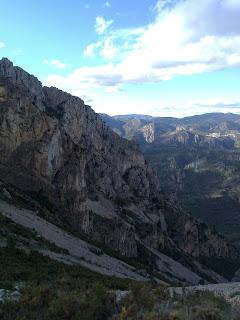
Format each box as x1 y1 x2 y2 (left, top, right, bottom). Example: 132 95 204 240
143 122 155 143
0 85 7 102
0 58 238 271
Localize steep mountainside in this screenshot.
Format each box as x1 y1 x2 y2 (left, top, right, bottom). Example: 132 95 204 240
101 112 240 248
0 58 239 283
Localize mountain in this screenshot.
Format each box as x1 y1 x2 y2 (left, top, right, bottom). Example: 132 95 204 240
112 114 154 121
100 112 240 249
0 58 239 287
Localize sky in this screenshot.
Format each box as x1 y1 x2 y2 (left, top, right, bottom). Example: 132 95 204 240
0 0 240 117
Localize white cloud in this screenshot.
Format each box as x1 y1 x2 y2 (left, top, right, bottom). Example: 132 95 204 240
159 98 240 118
66 0 240 88
100 38 119 59
84 26 143 60
45 64 121 90
44 0 240 115
104 1 111 7
84 38 118 59
84 41 102 57
194 100 240 110
154 0 175 12
0 42 5 48
95 16 113 35
43 59 68 69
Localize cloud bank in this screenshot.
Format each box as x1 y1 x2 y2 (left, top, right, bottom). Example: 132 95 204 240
95 16 113 35
45 0 240 115
47 0 240 89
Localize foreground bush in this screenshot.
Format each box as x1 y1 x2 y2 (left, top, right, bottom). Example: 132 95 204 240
0 247 237 320
0 279 116 320
115 286 232 320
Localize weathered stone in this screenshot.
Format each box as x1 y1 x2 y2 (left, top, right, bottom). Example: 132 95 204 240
0 58 238 280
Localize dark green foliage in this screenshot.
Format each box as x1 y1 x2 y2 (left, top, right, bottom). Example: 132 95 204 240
143 143 240 249
6 235 16 254
0 246 132 291
199 256 240 281
115 285 232 320
0 280 115 320
0 246 133 319
0 246 238 320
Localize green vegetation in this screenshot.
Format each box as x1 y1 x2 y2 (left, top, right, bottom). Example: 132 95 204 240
0 206 238 319
0 246 133 319
199 256 240 281
142 142 240 249
1 246 239 320
114 283 235 320
106 114 240 251
114 284 239 320
0 187 167 284
0 208 237 319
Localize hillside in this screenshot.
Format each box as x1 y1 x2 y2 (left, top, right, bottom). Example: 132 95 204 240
101 112 240 248
0 58 239 286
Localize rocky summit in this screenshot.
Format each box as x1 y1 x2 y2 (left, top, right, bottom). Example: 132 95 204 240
0 58 239 284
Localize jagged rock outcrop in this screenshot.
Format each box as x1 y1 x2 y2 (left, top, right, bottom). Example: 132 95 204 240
142 122 155 143
157 128 235 149
0 58 238 282
0 58 45 109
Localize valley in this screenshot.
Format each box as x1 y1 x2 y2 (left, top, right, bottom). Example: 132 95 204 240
101 113 240 248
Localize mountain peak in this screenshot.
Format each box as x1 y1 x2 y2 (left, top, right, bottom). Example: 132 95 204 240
0 57 44 109
0 57 14 71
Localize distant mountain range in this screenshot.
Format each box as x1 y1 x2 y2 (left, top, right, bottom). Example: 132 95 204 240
100 112 240 248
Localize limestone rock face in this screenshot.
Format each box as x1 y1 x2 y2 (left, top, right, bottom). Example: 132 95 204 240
0 58 45 109
142 122 155 143
0 58 238 278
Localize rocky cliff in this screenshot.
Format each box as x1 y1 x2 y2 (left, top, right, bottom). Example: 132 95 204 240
0 58 238 282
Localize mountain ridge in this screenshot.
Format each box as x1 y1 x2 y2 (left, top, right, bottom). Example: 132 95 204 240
0 57 239 284
100 112 240 250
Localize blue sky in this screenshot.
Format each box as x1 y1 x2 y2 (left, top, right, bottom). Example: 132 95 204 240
0 0 240 117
